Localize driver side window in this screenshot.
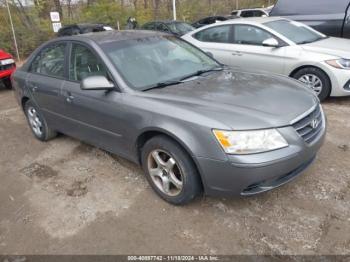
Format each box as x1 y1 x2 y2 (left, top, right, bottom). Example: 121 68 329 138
233 24 274 46
69 44 107 81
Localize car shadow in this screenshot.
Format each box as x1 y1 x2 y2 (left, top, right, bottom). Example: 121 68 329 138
323 96 350 106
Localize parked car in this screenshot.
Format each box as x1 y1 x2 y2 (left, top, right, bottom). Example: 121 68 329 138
57 23 113 37
182 17 350 101
192 16 229 28
13 31 325 204
0 49 16 89
231 8 269 17
270 0 350 38
141 21 195 36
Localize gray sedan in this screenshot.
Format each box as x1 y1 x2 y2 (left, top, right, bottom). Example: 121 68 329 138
13 31 326 205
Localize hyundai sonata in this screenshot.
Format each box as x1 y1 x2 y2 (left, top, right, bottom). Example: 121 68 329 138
13 31 326 204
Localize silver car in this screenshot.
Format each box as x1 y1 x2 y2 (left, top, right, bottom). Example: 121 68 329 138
13 31 326 205
182 17 350 101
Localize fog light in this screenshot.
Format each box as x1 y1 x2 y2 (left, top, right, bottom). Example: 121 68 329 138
344 80 350 91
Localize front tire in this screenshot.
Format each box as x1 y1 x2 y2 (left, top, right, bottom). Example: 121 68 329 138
3 78 12 89
292 67 331 102
141 135 202 205
24 101 57 141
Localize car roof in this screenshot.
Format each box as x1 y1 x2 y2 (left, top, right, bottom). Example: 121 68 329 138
60 23 104 29
219 16 283 25
233 7 266 11
145 20 188 24
56 30 168 45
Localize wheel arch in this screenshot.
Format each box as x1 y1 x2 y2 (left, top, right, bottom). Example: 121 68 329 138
289 65 332 86
289 65 332 97
135 128 206 190
21 96 30 111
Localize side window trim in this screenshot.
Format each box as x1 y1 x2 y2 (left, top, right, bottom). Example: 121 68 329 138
231 24 287 46
192 24 234 44
28 41 68 80
67 40 120 91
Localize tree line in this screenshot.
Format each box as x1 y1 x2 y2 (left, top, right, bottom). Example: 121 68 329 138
0 0 275 59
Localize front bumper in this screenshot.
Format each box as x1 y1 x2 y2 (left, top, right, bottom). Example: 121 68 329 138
195 123 326 197
0 64 16 80
320 62 350 97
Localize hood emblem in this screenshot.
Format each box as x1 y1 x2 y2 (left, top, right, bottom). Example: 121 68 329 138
310 119 320 129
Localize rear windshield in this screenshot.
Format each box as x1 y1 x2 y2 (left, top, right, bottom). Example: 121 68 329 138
271 0 350 15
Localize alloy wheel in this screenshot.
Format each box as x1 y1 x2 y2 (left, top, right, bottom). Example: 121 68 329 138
147 149 184 197
27 107 43 137
298 74 323 95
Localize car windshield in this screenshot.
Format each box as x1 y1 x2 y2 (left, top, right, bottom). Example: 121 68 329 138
167 22 195 35
264 19 326 44
101 36 220 90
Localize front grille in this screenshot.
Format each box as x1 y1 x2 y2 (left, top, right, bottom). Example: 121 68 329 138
0 63 15 72
292 104 323 144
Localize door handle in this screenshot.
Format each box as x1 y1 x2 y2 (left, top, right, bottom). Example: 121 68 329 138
66 93 75 103
232 51 243 56
31 86 38 92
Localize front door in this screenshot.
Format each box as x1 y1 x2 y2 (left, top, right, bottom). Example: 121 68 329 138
229 24 286 74
60 42 127 156
342 1 350 38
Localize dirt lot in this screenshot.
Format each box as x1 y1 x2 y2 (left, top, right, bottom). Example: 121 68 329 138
0 85 349 255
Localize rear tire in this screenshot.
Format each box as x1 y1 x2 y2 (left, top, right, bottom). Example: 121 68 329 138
141 135 202 205
3 78 12 89
24 100 57 141
292 67 331 102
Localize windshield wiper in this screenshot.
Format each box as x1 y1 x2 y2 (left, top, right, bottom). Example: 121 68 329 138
180 67 224 81
142 80 183 92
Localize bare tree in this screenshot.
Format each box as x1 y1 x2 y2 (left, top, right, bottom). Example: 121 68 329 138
53 0 62 19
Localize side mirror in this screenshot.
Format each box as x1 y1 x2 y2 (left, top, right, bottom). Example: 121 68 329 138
262 38 280 48
81 76 115 91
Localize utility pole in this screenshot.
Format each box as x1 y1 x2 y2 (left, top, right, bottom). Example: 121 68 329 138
172 0 176 20
5 0 20 61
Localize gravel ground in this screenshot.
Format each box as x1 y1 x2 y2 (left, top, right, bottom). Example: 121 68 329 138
0 86 349 255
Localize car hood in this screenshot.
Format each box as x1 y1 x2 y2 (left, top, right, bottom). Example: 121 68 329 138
302 37 350 58
140 70 318 130
0 49 12 60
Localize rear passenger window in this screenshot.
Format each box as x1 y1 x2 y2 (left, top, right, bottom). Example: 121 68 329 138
30 43 66 78
194 25 231 43
69 44 107 81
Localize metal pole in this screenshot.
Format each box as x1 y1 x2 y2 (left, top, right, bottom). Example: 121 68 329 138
5 0 20 61
172 0 176 21
236 0 239 10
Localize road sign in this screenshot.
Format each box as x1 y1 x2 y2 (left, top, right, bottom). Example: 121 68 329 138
52 22 62 33
50 12 60 22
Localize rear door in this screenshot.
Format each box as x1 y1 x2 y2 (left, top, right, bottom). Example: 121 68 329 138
190 24 237 67
25 42 67 123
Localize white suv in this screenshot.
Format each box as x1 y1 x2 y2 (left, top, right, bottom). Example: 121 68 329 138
231 8 269 17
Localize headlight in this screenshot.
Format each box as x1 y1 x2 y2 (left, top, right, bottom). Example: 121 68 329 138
0 58 15 66
326 59 350 70
213 129 288 155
